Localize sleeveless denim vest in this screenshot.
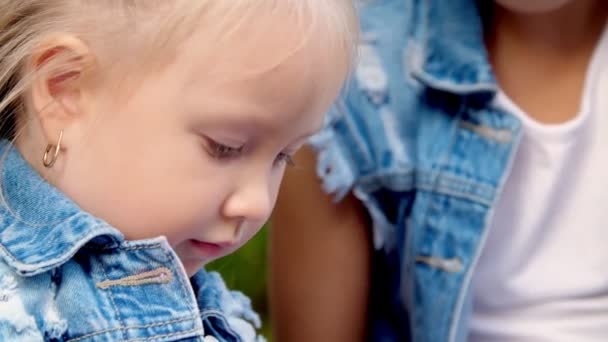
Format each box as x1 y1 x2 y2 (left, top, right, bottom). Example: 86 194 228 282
310 1 522 340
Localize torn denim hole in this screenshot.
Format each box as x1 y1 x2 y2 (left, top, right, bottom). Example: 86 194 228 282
309 129 356 201
0 273 44 338
415 255 464 273
43 272 68 340
356 43 390 106
403 40 426 89
96 267 173 290
0 272 16 300
379 107 409 165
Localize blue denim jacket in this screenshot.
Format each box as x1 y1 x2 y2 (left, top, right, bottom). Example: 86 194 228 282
0 142 264 341
311 1 523 341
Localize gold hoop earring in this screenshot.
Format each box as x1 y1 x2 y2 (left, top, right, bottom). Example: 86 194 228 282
42 130 63 168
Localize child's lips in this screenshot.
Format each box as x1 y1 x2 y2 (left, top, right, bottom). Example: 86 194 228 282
190 239 234 257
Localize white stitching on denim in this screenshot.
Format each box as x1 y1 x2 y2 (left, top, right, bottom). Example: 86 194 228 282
65 314 199 342
161 248 199 313
200 309 236 320
415 255 464 273
96 244 196 315
125 327 203 342
98 245 198 312
97 256 128 340
356 171 496 206
96 267 172 289
449 118 522 342
0 226 114 271
459 120 513 143
101 244 162 252
416 182 493 207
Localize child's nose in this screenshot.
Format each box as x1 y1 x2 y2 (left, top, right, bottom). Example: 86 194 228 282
222 176 273 224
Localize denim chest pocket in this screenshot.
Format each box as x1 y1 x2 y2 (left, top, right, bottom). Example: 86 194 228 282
64 251 206 342
4 243 213 342
0 236 260 342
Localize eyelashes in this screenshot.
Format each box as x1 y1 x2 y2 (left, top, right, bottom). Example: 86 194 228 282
275 153 295 167
203 137 295 167
205 138 244 159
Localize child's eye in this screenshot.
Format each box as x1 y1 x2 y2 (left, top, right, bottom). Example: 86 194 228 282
275 153 296 167
204 138 244 160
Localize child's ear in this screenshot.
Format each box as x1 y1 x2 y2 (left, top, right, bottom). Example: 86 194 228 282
28 35 96 146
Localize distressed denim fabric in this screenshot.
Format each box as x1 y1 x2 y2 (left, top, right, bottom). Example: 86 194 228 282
0 141 264 342
310 1 523 341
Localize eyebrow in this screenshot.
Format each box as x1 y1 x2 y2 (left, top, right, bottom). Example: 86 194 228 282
200 109 324 135
187 96 325 142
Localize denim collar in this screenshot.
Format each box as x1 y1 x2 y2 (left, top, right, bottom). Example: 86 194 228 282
408 0 498 95
0 141 123 276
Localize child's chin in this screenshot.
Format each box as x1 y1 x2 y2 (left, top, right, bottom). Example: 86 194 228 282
183 259 209 277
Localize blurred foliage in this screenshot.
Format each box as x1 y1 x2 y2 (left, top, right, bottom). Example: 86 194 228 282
207 225 272 340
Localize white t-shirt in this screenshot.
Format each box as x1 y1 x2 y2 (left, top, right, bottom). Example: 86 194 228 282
469 26 608 341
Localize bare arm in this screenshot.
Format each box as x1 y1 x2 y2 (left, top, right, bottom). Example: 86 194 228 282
270 146 372 342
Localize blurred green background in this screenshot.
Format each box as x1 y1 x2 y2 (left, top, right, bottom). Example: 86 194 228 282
207 225 272 340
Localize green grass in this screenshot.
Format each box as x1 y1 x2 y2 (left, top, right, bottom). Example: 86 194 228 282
206 225 272 340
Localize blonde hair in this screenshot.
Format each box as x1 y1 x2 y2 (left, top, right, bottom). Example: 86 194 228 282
0 0 358 140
